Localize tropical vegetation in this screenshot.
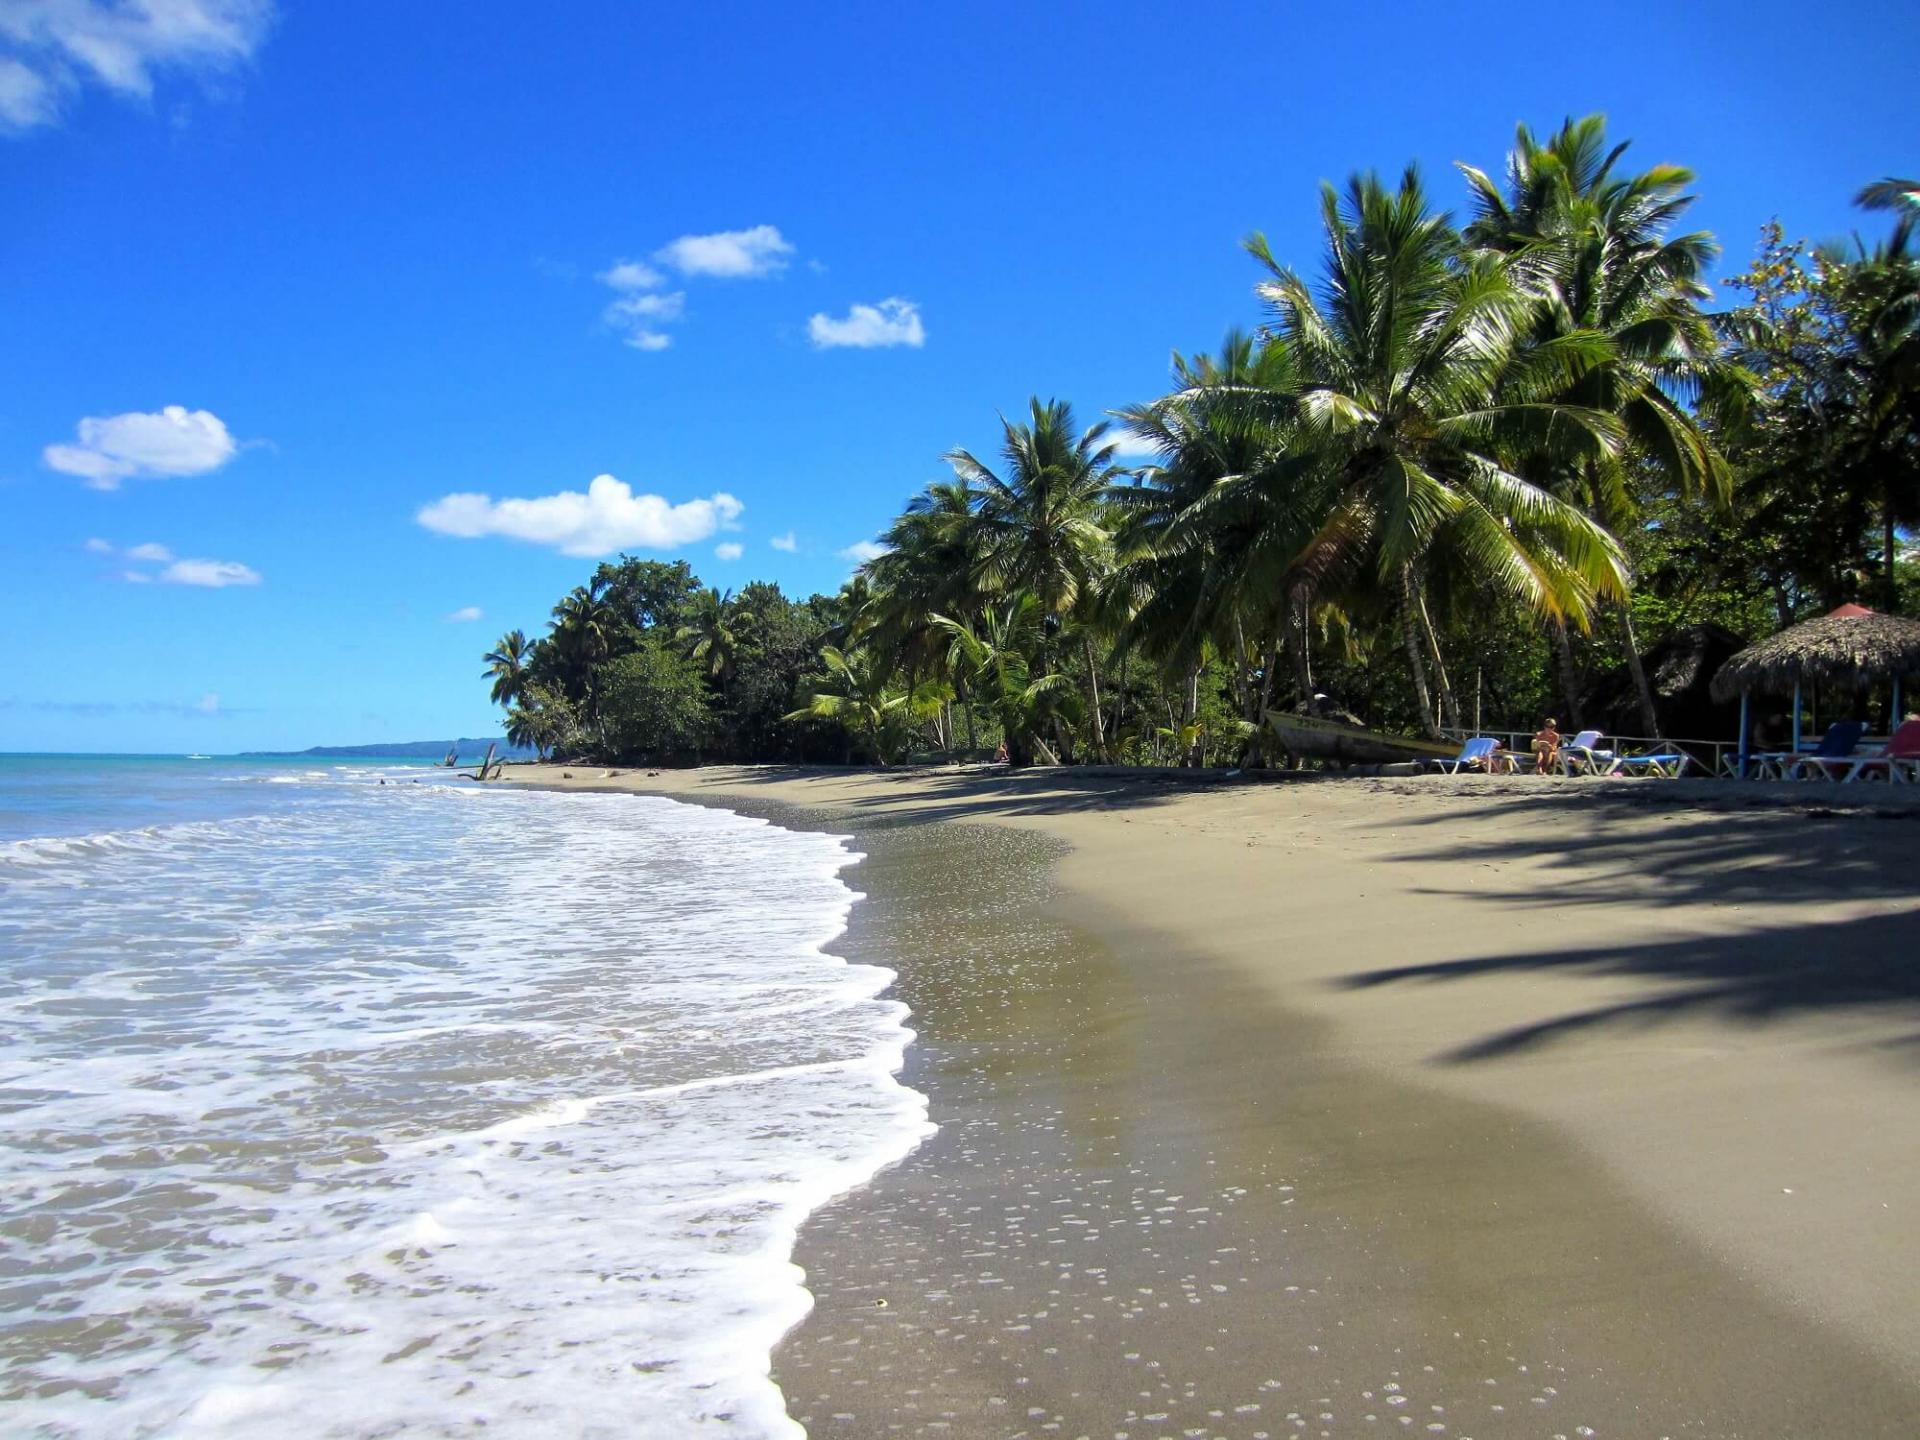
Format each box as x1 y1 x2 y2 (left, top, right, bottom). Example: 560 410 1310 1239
486 119 1919 766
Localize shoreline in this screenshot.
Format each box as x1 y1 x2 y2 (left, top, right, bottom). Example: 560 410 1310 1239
510 764 1920 1435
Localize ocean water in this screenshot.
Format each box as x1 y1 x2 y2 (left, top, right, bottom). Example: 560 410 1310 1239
0 755 931 1437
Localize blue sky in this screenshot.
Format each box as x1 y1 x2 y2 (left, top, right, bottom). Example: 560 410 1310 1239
5 0 1916 752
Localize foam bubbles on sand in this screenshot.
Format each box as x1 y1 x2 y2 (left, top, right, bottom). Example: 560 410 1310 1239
0 783 930 1437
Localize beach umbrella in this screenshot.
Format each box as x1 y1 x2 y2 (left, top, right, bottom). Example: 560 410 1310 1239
1711 604 1920 774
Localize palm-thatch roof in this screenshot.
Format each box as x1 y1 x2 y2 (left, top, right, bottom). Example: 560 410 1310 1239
1710 608 1920 702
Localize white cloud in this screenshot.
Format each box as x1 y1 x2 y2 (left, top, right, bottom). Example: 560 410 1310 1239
123 569 153 584
44 406 238 489
83 536 113 554
808 298 925 350
417 474 745 558
160 557 261 588
839 539 889 565
1103 425 1161 459
604 288 686 351
654 224 793 279
445 605 484 623
0 0 272 134
126 541 175 563
599 259 663 291
713 541 743 561
593 226 795 350
196 692 221 714
769 531 797 553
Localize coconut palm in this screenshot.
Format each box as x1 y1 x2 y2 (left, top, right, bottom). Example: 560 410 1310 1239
1827 227 1920 610
1461 116 1737 732
860 477 987 752
784 645 939 764
931 595 1081 766
1110 331 1352 748
482 629 533 708
1247 167 1631 735
946 399 1118 754
675 587 740 682
548 582 621 741
1857 177 1920 252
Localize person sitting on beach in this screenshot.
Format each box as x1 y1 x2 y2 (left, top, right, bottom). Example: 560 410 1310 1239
1530 718 1561 774
993 740 1010 765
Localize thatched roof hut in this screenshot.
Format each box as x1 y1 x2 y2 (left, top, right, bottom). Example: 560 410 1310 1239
1711 606 1920 703
1585 623 1746 737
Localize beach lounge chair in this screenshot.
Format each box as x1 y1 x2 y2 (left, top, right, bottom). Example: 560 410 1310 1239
1818 719 1920 783
1430 736 1507 773
1607 748 1692 778
1776 721 1869 780
1555 729 1614 775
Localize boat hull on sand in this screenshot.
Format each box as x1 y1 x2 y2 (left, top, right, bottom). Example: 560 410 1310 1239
1267 712 1458 768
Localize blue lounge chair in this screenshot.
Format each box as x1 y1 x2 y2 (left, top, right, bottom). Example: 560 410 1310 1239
1607 749 1692 778
1556 729 1615 775
1431 736 1506 773
1779 720 1871 779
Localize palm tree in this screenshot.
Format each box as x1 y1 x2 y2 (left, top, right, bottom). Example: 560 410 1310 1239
931 595 1080 766
1110 331 1345 752
482 629 532 708
1826 216 1920 611
1857 177 1920 253
1247 167 1631 735
863 477 986 753
947 398 1118 755
1460 115 1735 733
784 645 939 764
675 587 740 682
549 582 620 739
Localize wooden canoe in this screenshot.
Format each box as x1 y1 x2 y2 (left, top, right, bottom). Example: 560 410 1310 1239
1267 711 1459 767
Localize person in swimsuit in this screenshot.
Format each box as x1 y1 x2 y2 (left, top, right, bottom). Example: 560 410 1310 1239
1530 717 1562 774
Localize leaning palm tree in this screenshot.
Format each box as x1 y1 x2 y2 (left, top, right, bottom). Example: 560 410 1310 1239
1460 115 1737 733
946 399 1118 755
482 628 532 708
1248 167 1631 736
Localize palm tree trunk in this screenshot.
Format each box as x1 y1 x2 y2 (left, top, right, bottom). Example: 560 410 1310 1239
1416 589 1460 732
1082 635 1107 762
1182 664 1203 767
1551 621 1581 727
1248 631 1281 768
1287 585 1315 701
1619 603 1662 740
1397 566 1441 738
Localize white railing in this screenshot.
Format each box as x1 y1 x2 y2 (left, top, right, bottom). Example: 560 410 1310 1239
1440 726 1903 779
1439 727 1738 777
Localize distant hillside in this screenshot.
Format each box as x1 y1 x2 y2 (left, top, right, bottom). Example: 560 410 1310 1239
241 738 537 760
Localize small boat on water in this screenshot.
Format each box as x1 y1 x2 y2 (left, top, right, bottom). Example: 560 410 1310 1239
185 753 212 760
1266 711 1457 768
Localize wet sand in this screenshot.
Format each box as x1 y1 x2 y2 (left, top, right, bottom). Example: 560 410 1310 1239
512 765 1920 1437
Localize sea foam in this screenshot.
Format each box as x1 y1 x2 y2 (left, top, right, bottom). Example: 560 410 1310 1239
0 778 930 1437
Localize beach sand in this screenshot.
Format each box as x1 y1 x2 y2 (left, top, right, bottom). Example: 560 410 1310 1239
512 764 1920 1437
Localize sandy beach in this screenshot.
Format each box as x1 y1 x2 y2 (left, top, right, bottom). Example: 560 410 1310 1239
512 764 1920 1437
